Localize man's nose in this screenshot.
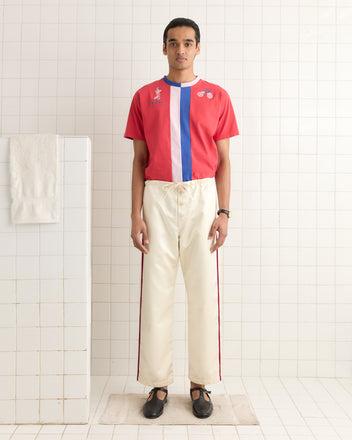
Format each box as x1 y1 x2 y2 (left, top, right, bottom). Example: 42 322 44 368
177 45 185 54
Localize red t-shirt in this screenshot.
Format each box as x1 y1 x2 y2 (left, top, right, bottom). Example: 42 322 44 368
124 76 239 182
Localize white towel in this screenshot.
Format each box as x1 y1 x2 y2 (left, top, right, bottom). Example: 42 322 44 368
9 134 60 224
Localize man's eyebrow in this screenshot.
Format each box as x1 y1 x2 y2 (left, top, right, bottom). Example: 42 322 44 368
168 38 195 43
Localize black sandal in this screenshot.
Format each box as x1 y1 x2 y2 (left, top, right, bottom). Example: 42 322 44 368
190 386 213 418
142 387 168 418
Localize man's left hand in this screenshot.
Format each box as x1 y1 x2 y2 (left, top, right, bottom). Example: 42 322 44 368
208 214 228 253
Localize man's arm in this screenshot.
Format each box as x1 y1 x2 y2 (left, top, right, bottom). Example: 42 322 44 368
131 139 149 254
208 138 231 253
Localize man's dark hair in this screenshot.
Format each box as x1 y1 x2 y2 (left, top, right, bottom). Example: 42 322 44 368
163 18 200 47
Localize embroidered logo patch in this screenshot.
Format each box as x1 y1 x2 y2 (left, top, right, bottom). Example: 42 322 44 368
150 87 163 104
197 88 213 99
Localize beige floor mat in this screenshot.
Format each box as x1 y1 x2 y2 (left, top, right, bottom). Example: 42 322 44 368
99 393 259 425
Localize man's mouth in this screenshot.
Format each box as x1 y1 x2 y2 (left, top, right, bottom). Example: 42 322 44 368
177 58 186 62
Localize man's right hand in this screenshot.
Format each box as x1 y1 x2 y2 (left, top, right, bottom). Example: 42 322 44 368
131 216 149 254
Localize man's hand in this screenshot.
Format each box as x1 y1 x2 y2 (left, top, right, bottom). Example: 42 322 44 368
208 214 228 253
131 216 149 254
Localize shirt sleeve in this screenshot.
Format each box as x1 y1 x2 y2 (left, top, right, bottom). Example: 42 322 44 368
213 89 239 141
124 90 146 141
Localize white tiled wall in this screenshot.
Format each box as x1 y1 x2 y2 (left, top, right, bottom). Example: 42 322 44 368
0 136 91 424
0 0 351 395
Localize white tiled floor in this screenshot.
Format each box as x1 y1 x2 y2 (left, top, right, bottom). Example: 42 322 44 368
1 376 352 440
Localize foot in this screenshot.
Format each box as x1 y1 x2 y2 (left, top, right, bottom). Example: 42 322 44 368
190 382 213 418
147 387 167 401
190 382 210 401
142 386 168 419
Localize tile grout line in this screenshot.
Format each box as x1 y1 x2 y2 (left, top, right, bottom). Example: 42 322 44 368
89 1 98 429
240 0 244 384
37 0 42 427
297 0 301 379
318 377 352 423
333 0 337 381
259 0 263 379
240 377 268 440
86 375 111 436
0 0 4 135
109 0 114 383
315 0 319 380
336 377 352 398
59 0 66 427
298 377 344 440
260 377 297 440
278 377 319 440
11 4 22 430
278 0 282 377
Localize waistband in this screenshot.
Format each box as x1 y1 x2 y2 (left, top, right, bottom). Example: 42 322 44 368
144 177 215 190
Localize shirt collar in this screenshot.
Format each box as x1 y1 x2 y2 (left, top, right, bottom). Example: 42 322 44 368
162 75 201 88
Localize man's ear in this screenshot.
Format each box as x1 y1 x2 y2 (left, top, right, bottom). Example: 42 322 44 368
163 43 167 55
196 42 201 55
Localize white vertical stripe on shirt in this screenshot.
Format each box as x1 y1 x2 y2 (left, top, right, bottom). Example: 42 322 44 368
170 86 182 182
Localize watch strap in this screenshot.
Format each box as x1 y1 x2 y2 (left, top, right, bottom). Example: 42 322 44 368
217 209 231 218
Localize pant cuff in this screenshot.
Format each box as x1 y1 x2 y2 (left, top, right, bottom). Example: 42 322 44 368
137 376 174 388
188 376 222 385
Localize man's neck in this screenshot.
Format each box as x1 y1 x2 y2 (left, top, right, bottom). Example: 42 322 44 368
166 70 197 84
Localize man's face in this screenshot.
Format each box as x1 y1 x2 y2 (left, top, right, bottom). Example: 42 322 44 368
163 26 200 72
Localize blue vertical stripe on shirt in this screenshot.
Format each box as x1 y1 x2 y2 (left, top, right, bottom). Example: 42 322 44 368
180 86 192 181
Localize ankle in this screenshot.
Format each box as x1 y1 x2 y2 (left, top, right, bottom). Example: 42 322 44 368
190 381 204 389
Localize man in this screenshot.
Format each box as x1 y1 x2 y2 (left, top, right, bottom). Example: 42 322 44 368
124 17 239 419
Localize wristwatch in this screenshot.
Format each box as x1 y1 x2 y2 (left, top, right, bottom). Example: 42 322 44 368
217 209 231 218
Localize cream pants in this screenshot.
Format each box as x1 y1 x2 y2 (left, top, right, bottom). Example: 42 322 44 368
137 177 222 387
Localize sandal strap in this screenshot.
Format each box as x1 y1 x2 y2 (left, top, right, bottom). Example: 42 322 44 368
149 386 168 397
190 387 211 398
